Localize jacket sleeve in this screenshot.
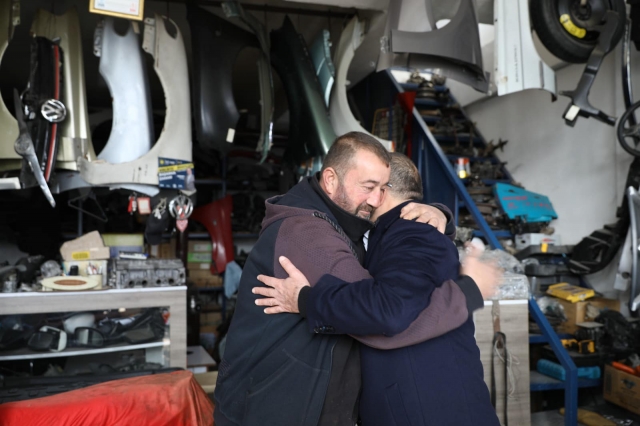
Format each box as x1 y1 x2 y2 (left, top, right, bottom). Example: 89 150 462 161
427 202 456 240
302 224 481 349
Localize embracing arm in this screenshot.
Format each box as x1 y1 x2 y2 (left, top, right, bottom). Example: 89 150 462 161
299 225 482 349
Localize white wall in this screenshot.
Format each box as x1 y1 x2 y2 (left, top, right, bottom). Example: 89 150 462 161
463 46 638 245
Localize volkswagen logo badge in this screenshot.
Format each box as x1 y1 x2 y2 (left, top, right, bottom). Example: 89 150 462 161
40 99 67 123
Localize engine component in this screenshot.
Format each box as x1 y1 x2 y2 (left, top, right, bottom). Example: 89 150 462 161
94 18 153 164
109 258 186 289
31 7 97 171
494 0 557 97
271 16 336 163
377 0 489 93
330 17 393 151
79 15 193 188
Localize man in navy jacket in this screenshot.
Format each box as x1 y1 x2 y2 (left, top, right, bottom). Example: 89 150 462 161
255 153 499 426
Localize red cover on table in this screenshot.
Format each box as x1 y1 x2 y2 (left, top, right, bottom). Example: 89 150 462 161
0 371 214 426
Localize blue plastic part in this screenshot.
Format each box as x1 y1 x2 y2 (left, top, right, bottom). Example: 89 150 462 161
529 333 573 344
494 183 558 222
537 359 601 381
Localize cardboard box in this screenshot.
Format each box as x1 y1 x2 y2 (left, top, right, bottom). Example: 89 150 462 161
60 231 110 261
556 297 620 334
148 239 176 259
189 269 223 288
188 252 211 263
188 241 212 253
103 234 144 247
200 312 223 327
604 364 640 415
188 262 213 271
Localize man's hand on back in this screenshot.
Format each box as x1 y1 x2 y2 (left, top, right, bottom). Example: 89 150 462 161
461 246 503 300
253 256 310 314
400 203 447 233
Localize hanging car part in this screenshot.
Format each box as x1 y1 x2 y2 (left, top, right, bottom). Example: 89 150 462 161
108 258 186 289
12 90 56 207
20 36 65 185
530 0 626 63
0 0 22 172
562 10 619 126
79 15 193 187
377 0 489 93
93 18 153 164
331 17 393 151
310 29 335 107
347 12 387 90
30 7 97 171
222 1 275 163
191 195 234 274
271 16 337 163
494 0 557 97
187 5 260 155
626 186 640 314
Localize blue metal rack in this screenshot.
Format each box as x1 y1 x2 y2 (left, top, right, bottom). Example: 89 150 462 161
377 70 581 426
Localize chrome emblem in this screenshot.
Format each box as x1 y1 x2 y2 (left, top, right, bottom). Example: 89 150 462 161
40 99 67 123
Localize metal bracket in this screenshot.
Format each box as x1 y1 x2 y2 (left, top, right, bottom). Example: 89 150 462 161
561 11 620 127
142 17 156 56
67 189 108 223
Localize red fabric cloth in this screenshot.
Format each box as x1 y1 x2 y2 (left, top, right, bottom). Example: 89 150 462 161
0 371 214 426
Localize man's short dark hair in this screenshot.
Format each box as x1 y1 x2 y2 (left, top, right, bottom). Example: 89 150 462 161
321 132 391 178
387 153 423 200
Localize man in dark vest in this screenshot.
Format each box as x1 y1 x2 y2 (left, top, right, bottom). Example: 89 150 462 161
214 133 499 426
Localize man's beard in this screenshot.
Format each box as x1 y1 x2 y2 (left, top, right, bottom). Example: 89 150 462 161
335 182 373 220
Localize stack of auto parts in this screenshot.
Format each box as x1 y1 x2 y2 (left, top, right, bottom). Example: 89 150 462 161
108 259 186 289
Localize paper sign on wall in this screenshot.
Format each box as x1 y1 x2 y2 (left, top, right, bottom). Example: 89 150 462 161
158 158 195 190
89 0 145 21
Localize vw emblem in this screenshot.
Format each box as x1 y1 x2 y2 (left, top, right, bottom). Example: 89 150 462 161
40 99 66 123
